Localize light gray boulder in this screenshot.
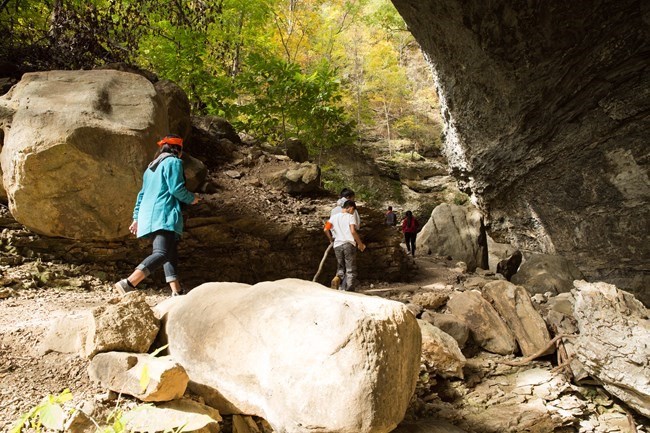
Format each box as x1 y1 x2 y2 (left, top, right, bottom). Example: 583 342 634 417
483 280 552 357
163 278 421 433
446 290 517 355
0 70 167 239
416 203 488 271
418 319 466 379
511 253 583 295
573 280 650 417
88 352 189 402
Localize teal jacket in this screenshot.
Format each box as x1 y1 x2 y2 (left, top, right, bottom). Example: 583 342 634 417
132 154 195 238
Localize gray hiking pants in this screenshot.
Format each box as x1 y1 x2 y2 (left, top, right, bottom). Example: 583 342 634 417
334 242 358 291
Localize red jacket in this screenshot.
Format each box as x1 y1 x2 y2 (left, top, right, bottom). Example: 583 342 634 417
402 217 419 233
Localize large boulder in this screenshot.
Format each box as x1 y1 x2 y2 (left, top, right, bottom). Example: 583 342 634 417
511 253 584 296
417 203 488 271
0 70 167 239
162 278 421 433
572 280 650 417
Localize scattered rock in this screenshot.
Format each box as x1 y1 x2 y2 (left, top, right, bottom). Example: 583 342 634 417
122 398 222 433
284 138 309 163
265 162 321 194
420 311 469 348
496 250 522 281
182 153 208 192
411 291 448 310
39 312 93 355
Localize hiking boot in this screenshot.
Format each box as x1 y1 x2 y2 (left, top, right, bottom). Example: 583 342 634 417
331 275 341 290
113 279 135 296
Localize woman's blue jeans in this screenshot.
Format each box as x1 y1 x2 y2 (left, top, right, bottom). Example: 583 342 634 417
136 230 179 282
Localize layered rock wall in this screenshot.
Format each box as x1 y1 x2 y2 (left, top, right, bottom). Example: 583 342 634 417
391 0 649 302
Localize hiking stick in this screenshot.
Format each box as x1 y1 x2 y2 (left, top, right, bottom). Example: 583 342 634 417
312 243 333 282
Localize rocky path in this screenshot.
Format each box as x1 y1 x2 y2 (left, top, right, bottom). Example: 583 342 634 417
0 253 647 433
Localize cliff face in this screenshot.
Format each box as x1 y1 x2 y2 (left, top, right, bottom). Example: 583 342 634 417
391 0 649 302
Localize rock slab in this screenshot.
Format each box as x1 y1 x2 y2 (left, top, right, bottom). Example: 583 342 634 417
483 280 552 357
572 280 650 417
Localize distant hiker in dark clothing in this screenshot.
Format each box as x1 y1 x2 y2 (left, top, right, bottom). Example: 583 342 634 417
114 135 199 297
385 206 397 226
401 210 419 257
324 200 366 291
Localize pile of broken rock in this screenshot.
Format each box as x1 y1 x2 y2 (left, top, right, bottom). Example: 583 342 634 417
38 272 649 433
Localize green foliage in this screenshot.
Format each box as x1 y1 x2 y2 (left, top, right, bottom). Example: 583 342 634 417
394 115 443 155
234 54 354 158
453 192 469 206
1 0 443 161
11 389 73 433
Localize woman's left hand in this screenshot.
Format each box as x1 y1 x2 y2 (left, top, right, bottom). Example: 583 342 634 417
129 220 138 235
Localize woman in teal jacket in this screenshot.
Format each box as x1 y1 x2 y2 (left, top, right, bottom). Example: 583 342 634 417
114 135 199 296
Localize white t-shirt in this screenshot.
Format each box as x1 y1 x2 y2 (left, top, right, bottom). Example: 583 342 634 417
328 212 357 247
330 198 361 227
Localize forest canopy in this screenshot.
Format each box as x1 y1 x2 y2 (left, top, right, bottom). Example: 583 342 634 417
1 0 441 157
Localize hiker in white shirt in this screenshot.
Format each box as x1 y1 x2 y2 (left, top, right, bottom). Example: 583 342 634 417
324 200 366 291
330 188 361 228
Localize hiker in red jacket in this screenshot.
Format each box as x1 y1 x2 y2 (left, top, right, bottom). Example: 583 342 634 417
401 210 419 257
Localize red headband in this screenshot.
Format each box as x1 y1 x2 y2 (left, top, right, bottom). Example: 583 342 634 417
157 136 183 147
